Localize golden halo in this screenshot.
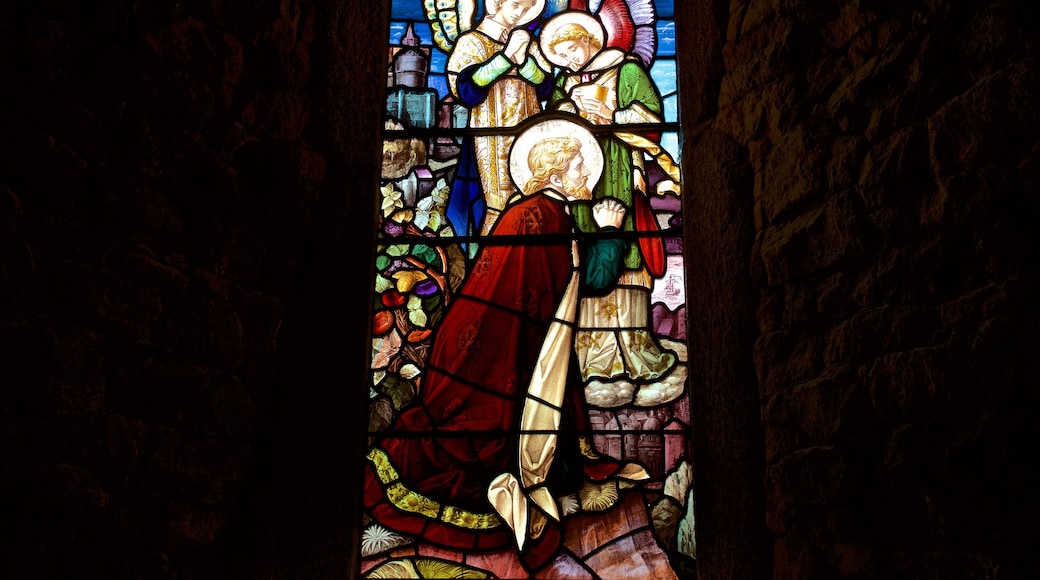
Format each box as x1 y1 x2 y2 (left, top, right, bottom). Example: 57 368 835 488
538 10 606 70
485 0 547 28
509 117 604 195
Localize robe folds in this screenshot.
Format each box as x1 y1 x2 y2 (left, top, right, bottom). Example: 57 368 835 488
445 25 553 237
364 192 629 569
548 49 679 383
549 49 665 273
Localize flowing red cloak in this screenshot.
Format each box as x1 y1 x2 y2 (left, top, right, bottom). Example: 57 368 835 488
363 193 621 568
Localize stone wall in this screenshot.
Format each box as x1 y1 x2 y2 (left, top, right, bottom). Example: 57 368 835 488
1 1 383 576
710 0 1038 577
1 0 1037 578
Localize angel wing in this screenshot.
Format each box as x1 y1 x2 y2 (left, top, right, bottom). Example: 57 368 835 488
588 0 657 67
425 0 477 53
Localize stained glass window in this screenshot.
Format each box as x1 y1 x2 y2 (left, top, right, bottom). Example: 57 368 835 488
364 1 693 577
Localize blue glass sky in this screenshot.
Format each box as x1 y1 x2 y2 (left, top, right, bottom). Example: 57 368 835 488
390 0 425 20
391 0 672 18
390 0 675 46
390 20 674 56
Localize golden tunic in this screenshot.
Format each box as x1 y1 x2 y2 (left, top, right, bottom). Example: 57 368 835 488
447 28 543 233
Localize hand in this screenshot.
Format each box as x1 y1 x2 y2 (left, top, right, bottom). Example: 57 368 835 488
504 30 531 65
580 95 615 120
570 84 615 123
633 168 647 194
592 198 626 229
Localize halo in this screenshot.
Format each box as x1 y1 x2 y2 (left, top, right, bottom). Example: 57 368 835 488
509 117 603 195
538 10 606 70
485 0 547 28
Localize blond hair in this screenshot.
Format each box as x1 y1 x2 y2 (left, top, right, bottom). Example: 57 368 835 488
492 0 537 13
547 23 603 53
524 137 581 195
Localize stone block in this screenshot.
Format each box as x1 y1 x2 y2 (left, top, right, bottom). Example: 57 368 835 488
819 3 874 51
756 287 784 332
868 346 972 419
813 268 879 323
875 233 987 302
772 534 833 580
768 445 877 505
240 87 312 141
758 191 866 285
834 541 882 577
760 124 827 222
827 135 868 190
93 170 186 249
105 354 256 440
136 427 252 506
924 165 1012 227
142 17 243 85
19 411 145 488
754 328 824 397
858 124 933 210
37 255 163 344
929 60 1039 177
762 364 871 447
150 287 243 369
721 17 797 105
823 305 942 364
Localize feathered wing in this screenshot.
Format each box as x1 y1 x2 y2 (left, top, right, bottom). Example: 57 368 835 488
425 0 477 53
588 0 656 67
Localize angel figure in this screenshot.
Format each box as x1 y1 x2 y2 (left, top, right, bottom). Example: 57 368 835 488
438 0 554 238
542 9 680 383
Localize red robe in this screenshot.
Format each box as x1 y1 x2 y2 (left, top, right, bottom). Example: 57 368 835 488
364 192 623 569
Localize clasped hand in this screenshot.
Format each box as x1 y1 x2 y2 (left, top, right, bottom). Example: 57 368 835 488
592 198 626 229
504 30 531 65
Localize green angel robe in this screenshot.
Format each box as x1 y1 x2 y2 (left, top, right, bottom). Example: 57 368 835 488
549 49 664 272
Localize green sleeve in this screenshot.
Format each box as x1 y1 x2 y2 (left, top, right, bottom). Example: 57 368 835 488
617 61 663 115
517 56 546 84
548 74 570 109
471 54 513 87
581 231 628 292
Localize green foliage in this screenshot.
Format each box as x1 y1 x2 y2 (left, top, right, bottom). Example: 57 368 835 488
377 373 417 411
411 244 442 270
385 244 410 257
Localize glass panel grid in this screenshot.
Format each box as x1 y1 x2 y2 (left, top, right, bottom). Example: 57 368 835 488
364 2 693 577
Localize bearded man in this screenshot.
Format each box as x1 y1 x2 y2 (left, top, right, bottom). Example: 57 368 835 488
363 119 648 571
